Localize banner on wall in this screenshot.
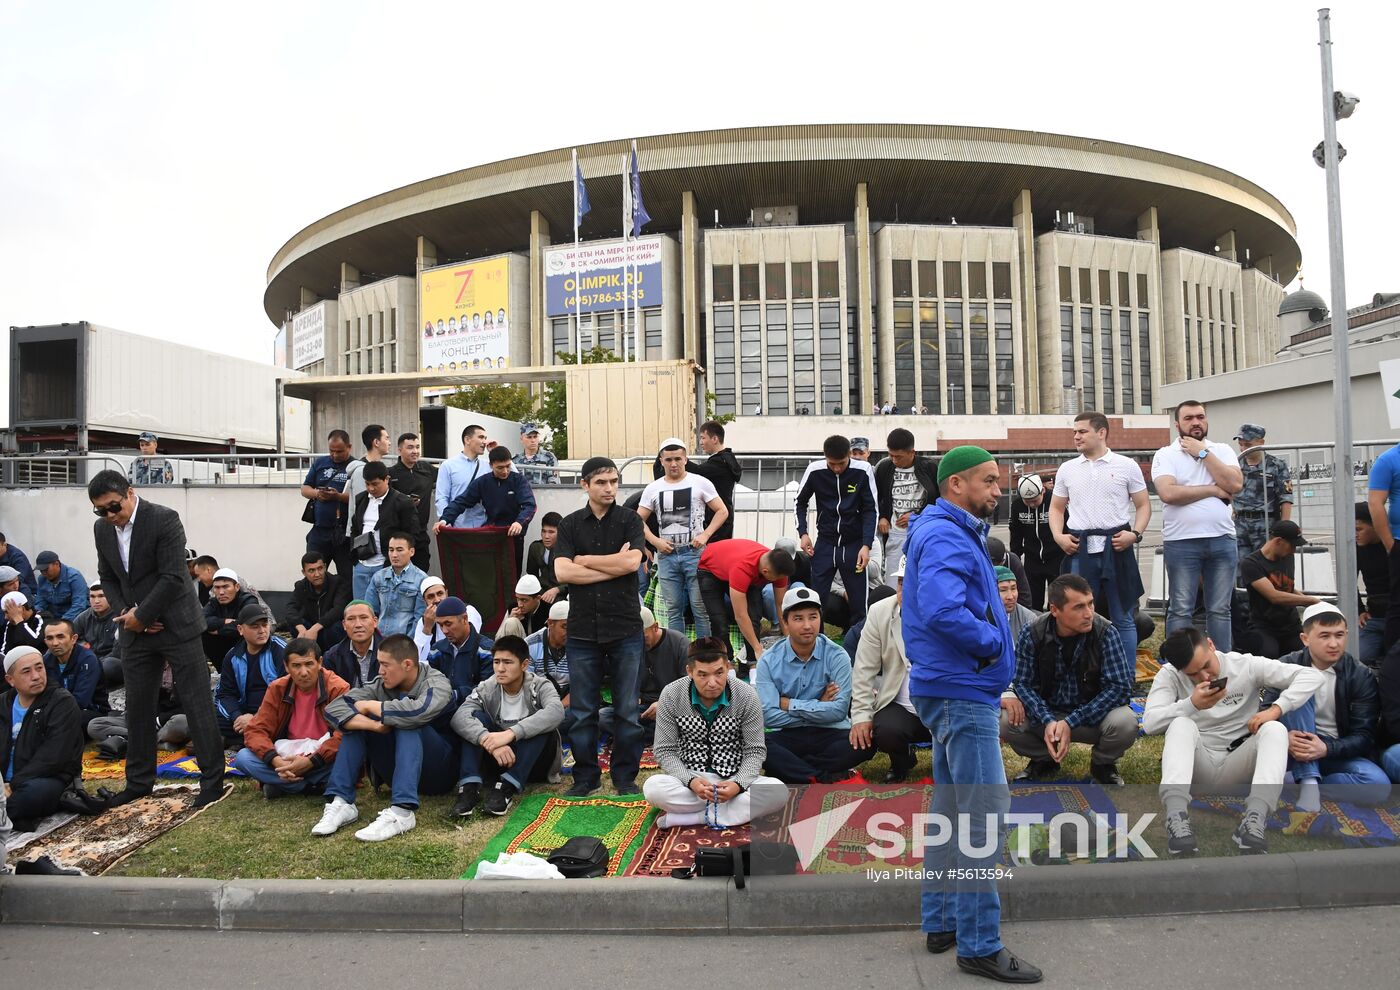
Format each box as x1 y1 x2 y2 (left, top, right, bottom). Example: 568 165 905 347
291 303 326 369
419 257 512 372
544 236 663 317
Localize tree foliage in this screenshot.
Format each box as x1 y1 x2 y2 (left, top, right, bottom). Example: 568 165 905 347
444 383 536 424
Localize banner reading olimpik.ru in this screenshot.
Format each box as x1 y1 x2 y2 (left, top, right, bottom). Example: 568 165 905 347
418 257 512 372
544 236 663 316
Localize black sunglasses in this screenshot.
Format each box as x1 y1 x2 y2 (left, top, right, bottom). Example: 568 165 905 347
92 500 124 517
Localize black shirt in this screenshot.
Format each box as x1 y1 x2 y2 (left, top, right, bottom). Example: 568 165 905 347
388 460 438 530
554 502 646 642
1239 550 1302 634
1358 541 1390 616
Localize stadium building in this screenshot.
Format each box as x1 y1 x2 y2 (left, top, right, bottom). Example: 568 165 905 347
265 123 1298 434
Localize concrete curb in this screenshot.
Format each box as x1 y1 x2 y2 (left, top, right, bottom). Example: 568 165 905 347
3 847 1399 933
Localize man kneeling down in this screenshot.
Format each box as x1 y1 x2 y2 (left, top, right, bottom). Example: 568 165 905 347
1144 627 1323 856
644 637 788 828
312 634 455 842
232 638 349 799
450 635 564 818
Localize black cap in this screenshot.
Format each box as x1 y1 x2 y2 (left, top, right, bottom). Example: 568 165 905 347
237 603 269 625
580 456 618 480
1270 520 1308 547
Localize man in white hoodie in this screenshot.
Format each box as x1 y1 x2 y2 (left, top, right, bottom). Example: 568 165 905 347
1144 627 1323 856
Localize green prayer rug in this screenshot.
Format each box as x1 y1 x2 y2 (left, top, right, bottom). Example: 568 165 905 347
467 793 656 878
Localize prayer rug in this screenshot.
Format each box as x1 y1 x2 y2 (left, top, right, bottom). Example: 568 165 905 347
625 786 804 877
8 782 234 875
1130 695 1148 736
1190 796 1400 848
82 746 244 781
4 812 77 853
467 794 655 879
155 750 245 778
558 742 658 774
437 527 516 634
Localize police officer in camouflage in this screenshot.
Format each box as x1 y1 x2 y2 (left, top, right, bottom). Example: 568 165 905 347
127 432 174 486
516 423 557 486
1233 424 1293 557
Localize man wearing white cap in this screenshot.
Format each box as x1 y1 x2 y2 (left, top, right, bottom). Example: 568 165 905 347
637 438 729 637
202 567 261 663
527 600 572 731
2 592 46 654
497 575 547 640
1 646 84 830
413 576 448 661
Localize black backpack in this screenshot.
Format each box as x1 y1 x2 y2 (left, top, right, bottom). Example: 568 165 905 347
547 836 609 878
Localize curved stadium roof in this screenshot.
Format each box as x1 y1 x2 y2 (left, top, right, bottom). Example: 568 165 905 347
264 123 1299 325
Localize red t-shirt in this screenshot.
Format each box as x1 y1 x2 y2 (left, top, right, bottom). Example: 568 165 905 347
698 539 788 594
287 687 327 741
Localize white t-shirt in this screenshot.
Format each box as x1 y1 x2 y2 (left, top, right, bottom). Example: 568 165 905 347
499 686 528 725
1151 440 1241 541
891 466 921 522
360 494 385 568
1051 449 1146 554
641 474 719 545
1314 666 1339 738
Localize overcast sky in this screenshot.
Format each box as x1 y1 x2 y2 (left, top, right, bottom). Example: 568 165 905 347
2 0 1395 422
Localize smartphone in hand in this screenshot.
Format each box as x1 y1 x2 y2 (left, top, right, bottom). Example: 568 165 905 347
1207 676 1229 691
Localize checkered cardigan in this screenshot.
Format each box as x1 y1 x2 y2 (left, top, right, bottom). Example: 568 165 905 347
652 677 767 790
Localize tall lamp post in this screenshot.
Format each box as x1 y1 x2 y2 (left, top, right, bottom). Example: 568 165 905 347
1317 7 1360 631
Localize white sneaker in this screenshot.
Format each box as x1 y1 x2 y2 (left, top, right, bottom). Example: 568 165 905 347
311 797 359 837
355 806 417 842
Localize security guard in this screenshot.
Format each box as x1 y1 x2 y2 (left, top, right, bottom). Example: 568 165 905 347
1233 423 1293 556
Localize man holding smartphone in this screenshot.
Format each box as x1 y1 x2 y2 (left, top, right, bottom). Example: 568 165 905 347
1144 627 1324 856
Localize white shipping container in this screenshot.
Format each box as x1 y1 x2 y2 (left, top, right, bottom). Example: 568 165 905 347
82 324 309 450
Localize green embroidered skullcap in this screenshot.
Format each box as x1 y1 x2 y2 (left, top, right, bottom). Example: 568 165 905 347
936 445 996 485
994 566 1017 584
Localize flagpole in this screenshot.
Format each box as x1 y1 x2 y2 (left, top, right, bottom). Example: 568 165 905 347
621 151 630 362
572 148 582 365
632 140 642 362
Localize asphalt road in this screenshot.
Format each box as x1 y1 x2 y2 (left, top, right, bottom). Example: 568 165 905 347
1 906 1393 988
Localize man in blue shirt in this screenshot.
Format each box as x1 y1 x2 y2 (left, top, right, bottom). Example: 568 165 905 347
1367 443 1400 654
434 424 489 527
216 604 288 747
0 533 37 599
32 551 88 622
301 430 354 579
754 587 872 784
1006 574 1136 787
902 445 1041 983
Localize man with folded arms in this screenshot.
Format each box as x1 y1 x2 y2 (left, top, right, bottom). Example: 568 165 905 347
312 634 455 842
232 638 350 799
1144 626 1324 856
645 637 788 828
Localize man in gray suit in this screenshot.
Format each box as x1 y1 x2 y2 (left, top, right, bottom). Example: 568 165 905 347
88 470 225 806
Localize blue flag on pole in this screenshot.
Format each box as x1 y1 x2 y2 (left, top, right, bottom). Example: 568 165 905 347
630 144 650 237
574 155 591 232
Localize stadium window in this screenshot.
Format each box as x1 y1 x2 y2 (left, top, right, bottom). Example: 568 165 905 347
1137 273 1149 310
817 261 840 299
992 262 1012 300
1059 266 1072 301
1098 270 1111 304
765 262 786 300
791 262 812 298
892 260 913 298
1079 268 1092 302
713 265 734 303
968 263 988 300
943 261 962 299
1117 271 1129 307
918 261 938 298
739 264 760 302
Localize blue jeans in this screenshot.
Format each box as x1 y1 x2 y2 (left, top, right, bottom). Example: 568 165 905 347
912 696 1009 959
352 562 378 602
232 746 334 794
1068 552 1138 660
1359 615 1386 666
567 633 644 786
325 725 457 809
1164 535 1237 650
1280 699 1391 804
456 711 554 790
1383 743 1400 785
657 545 708 636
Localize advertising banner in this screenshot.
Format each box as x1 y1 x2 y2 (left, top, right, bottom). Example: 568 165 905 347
291 303 326 369
544 236 663 317
419 257 512 372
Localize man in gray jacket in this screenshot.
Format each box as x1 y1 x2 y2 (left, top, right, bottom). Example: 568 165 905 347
643 637 788 828
450 635 564 818
311 634 455 842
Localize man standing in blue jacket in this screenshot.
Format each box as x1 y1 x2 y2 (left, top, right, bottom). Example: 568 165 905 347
902 446 1042 984
795 435 877 626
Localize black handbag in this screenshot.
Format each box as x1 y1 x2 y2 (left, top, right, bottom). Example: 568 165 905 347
351 531 378 561
547 836 609 878
686 841 800 887
301 499 317 524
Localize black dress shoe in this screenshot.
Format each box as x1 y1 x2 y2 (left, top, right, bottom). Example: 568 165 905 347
1090 762 1125 788
926 930 956 954
956 948 1043 983
192 782 228 809
99 787 152 808
1013 759 1058 782
15 855 84 876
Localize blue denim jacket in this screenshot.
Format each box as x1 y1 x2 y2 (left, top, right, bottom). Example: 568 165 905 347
366 563 428 638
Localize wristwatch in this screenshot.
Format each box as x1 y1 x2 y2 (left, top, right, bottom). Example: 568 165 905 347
1196 448 1209 460
1132 529 1143 543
